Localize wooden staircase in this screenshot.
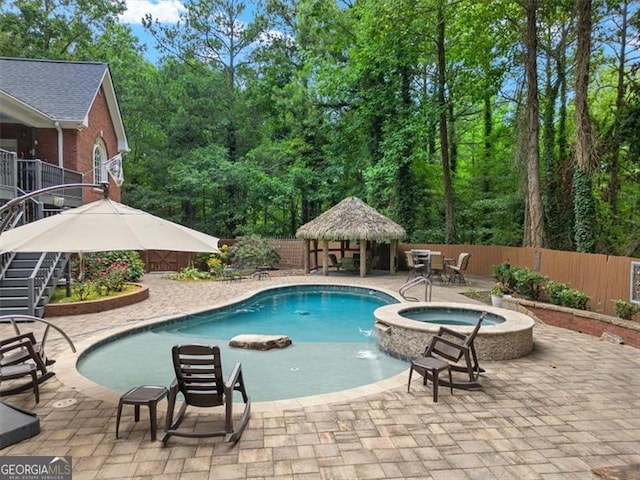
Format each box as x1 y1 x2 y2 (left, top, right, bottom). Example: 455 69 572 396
0 252 70 317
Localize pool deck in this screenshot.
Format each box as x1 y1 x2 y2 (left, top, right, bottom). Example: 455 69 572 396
1 271 639 479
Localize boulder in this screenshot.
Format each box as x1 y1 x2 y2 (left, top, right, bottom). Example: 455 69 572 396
229 334 292 351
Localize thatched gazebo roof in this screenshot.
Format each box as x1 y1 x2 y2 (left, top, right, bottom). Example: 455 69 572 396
296 197 406 241
296 197 405 277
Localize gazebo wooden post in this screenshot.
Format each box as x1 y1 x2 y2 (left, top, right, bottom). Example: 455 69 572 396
390 240 398 274
322 239 329 276
359 240 366 277
313 239 319 270
303 239 310 273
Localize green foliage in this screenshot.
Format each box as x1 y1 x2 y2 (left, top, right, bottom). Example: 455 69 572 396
72 282 94 301
573 167 597 253
206 245 231 277
545 281 591 310
230 235 280 269
492 263 547 300
81 251 145 283
491 262 511 283
100 261 129 293
0 0 127 59
490 284 505 297
612 300 640 321
5 0 637 254
511 268 548 301
163 266 212 281
490 263 517 293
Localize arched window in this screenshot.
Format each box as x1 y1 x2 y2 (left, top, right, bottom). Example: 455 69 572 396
93 140 107 183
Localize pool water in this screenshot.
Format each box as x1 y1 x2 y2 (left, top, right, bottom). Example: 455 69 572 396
77 286 408 401
400 307 505 326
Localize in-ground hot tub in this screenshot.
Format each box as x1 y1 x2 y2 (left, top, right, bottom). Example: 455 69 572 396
374 302 534 361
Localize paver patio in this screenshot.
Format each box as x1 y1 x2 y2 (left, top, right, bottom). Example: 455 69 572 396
1 272 639 479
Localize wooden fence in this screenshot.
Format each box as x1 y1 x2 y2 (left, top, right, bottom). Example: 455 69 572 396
144 239 638 317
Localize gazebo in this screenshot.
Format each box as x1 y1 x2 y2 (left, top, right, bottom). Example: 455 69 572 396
295 197 406 277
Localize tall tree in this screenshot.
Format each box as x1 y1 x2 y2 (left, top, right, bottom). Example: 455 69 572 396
573 0 596 252
523 0 545 247
606 0 631 214
0 0 126 58
436 0 457 243
143 0 268 160
539 2 574 250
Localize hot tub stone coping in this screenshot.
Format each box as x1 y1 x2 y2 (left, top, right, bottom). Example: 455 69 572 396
374 301 535 334
374 302 535 361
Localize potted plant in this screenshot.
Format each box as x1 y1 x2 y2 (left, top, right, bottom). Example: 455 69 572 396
490 284 505 307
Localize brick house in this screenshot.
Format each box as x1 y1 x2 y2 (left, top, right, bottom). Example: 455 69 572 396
0 57 128 213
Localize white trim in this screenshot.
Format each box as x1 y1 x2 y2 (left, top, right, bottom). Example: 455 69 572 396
93 140 108 184
631 262 640 305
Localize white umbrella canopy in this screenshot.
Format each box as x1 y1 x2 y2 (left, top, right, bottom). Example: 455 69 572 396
0 198 220 254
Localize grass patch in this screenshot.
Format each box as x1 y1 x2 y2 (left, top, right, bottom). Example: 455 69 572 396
49 283 140 304
462 288 491 305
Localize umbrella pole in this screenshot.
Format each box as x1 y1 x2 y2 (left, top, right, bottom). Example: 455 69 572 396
66 258 72 297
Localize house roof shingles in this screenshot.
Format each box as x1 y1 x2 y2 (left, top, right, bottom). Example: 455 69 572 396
0 57 107 122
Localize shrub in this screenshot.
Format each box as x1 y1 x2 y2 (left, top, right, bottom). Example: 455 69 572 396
545 281 590 310
163 265 211 281
230 235 280 269
102 260 129 292
491 262 510 283
491 284 508 296
491 262 518 293
511 267 548 301
72 281 94 301
613 300 640 321
206 244 231 277
81 251 145 282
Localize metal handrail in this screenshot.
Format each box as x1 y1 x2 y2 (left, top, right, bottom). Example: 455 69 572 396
399 275 432 302
0 251 16 279
1 314 76 353
27 252 69 316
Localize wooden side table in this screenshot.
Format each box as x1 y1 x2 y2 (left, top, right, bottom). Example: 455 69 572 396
116 385 168 441
407 357 453 402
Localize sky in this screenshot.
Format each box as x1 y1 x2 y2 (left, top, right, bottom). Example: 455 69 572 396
119 0 186 63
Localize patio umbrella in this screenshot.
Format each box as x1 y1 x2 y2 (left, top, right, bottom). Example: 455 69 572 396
0 198 220 254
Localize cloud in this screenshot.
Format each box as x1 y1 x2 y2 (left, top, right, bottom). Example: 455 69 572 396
120 0 185 24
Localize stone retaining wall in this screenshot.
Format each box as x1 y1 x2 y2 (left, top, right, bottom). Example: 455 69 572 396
508 297 640 349
374 302 534 361
44 283 149 317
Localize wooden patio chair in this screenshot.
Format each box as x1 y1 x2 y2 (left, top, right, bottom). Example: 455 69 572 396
161 344 251 445
0 335 48 402
408 313 486 392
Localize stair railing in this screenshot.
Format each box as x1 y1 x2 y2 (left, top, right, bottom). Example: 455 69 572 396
27 252 68 316
0 251 16 279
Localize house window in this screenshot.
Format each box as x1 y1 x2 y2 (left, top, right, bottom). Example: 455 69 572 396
93 141 108 183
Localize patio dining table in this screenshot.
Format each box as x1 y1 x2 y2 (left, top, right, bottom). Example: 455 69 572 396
410 250 448 283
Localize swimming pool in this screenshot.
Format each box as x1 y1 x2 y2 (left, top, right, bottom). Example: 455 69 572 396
77 285 408 401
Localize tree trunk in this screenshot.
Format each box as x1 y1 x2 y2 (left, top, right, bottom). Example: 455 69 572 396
483 94 492 193
437 1 456 243
609 0 629 214
524 0 545 247
573 0 596 252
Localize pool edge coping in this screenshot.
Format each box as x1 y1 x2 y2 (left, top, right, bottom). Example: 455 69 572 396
54 281 410 413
